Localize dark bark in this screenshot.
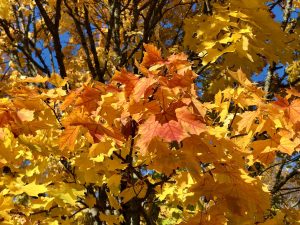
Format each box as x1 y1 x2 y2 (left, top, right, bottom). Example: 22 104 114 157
35 0 67 78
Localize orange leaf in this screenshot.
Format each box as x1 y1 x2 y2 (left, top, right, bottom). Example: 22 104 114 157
237 111 259 132
141 44 164 67
60 87 84 110
59 126 81 151
112 69 139 98
228 69 252 87
275 97 300 125
159 70 196 88
136 116 162 155
64 112 123 143
286 99 300 124
176 106 206 135
17 109 35 122
20 75 48 83
132 76 156 102
74 86 102 111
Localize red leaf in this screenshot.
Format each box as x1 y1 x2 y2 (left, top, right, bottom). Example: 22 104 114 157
158 120 188 142
59 126 81 151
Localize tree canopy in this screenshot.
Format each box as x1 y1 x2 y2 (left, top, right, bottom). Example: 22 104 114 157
0 0 300 224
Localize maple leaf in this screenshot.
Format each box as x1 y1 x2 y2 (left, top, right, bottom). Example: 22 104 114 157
166 52 191 75
159 70 196 88
60 86 84 110
274 97 300 126
85 194 96 208
48 183 85 206
99 213 122 225
2 2 300 222
147 139 181 175
286 88 300 99
103 158 127 171
119 181 147 203
154 88 184 123
107 174 122 195
227 69 265 104
274 96 290 108
20 75 48 83
260 211 285 225
279 136 300 155
0 193 14 222
63 110 123 142
0 111 15 130
136 115 162 154
8 179 49 197
176 106 206 135
159 120 188 142
132 76 156 102
59 126 81 151
86 122 122 142
89 138 115 157
237 110 259 132
251 139 277 164
48 73 68 87
285 99 300 125
112 69 139 98
106 191 121 210
73 86 102 111
141 44 164 67
179 205 228 225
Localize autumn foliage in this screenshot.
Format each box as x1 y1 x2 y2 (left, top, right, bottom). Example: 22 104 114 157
0 0 300 225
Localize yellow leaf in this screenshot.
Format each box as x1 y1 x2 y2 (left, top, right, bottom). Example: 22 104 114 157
106 191 121 210
49 73 68 87
0 2 11 19
20 75 48 83
99 213 121 225
261 211 285 225
85 194 96 208
279 136 300 155
107 174 121 196
12 180 48 197
89 138 115 157
30 197 55 210
119 181 147 203
48 184 84 206
209 126 228 138
237 111 259 132
103 158 127 171
0 192 14 221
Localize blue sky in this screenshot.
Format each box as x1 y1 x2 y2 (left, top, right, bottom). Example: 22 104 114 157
253 4 299 83
33 2 298 83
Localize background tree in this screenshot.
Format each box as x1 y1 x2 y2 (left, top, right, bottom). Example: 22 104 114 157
0 0 300 224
